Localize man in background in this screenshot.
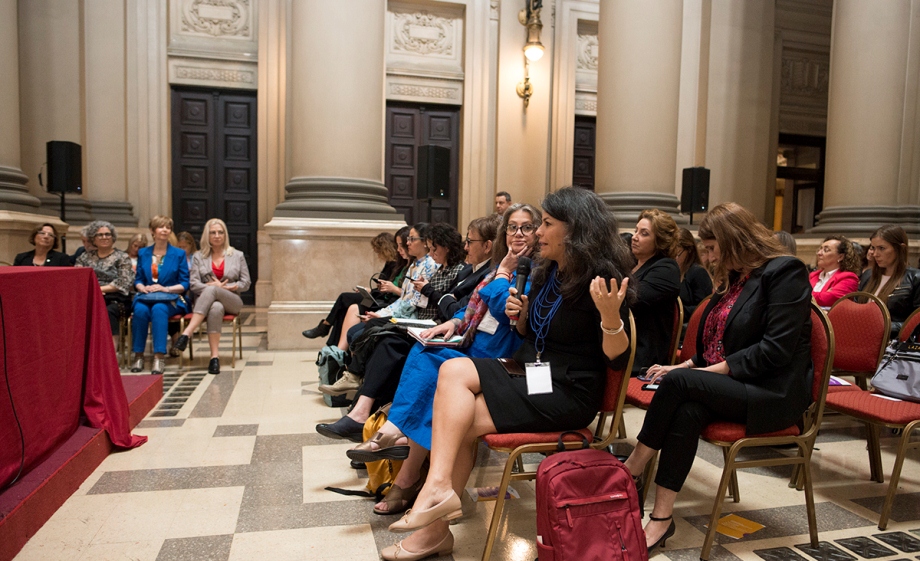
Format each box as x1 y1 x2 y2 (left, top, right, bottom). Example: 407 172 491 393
495 191 512 215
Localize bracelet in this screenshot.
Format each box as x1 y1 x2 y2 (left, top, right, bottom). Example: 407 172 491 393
496 272 512 281
684 360 693 368
599 320 625 336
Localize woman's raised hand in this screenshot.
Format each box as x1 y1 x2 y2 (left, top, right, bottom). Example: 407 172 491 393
421 321 455 340
497 244 532 276
590 276 629 323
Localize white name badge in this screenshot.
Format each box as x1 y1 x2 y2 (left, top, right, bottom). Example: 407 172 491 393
525 362 553 395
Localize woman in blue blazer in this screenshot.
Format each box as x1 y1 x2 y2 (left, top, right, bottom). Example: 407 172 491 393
131 216 189 374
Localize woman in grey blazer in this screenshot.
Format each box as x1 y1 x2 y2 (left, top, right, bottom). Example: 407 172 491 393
174 218 251 374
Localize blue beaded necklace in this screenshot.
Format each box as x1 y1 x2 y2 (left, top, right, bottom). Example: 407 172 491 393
529 267 563 363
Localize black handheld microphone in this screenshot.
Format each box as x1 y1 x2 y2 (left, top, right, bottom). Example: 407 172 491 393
509 256 532 326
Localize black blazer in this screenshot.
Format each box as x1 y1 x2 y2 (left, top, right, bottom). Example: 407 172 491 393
631 254 681 374
680 263 713 319
858 268 920 338
13 250 72 267
693 256 813 435
434 261 494 320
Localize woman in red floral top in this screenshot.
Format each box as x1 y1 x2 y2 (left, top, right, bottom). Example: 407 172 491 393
622 202 813 555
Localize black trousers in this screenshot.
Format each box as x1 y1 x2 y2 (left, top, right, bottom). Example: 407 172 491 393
356 334 413 407
104 292 130 335
637 368 748 492
323 292 365 346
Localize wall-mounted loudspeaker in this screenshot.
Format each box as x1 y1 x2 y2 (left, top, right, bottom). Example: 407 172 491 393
417 145 450 199
46 141 83 194
681 167 709 214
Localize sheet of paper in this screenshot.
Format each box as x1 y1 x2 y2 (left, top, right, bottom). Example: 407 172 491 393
713 514 765 539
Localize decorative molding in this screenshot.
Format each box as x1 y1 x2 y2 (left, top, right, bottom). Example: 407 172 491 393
392 11 454 56
168 57 258 90
574 92 597 115
386 75 463 105
490 0 500 20
781 55 829 97
576 33 598 71
180 0 252 39
176 66 254 83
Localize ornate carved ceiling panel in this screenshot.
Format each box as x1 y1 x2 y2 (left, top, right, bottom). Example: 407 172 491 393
776 0 832 136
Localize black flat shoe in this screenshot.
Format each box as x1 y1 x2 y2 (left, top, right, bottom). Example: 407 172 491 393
646 515 676 556
174 334 189 352
208 357 221 374
316 416 365 443
302 320 331 339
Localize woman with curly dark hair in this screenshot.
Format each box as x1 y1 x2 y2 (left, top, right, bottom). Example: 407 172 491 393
810 235 860 307
377 187 635 560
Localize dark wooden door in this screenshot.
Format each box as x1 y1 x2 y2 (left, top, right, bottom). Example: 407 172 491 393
573 115 596 190
171 87 257 304
385 103 460 226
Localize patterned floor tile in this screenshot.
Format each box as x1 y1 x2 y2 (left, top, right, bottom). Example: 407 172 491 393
753 546 808 560
683 503 872 544
214 424 259 437
794 541 857 561
851 493 920 524
834 536 896 558
155 535 233 561
874 531 920 553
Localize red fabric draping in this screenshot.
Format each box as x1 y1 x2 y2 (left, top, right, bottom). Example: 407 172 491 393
0 267 146 490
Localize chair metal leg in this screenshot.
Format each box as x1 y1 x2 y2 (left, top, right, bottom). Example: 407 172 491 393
237 317 242 359
231 317 239 368
720 447 740 502
481 450 520 561
878 420 920 530
617 412 627 439
800 451 819 546
866 422 884 483
701 445 737 560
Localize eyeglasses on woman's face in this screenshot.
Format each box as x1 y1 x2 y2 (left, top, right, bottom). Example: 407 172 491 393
506 224 536 236
463 238 483 246
407 236 425 243
94 232 113 239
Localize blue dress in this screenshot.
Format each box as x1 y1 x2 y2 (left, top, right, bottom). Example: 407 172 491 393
388 273 528 449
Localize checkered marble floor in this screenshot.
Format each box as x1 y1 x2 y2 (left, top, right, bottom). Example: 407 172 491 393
13 309 920 560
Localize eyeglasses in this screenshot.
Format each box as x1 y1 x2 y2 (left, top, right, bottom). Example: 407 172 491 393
94 233 113 238
463 238 483 246
407 236 424 243
506 224 536 235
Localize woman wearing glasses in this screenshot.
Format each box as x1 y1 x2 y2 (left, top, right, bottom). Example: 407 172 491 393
75 220 134 335
14 223 72 267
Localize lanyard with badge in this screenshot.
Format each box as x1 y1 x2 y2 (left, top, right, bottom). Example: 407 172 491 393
526 267 562 395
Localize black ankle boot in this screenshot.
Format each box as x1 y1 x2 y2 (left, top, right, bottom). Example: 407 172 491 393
302 320 331 339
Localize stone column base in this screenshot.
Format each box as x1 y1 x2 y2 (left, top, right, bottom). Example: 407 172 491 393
264 216 406 350
597 191 690 225
812 205 920 237
0 166 41 213
0 210 68 264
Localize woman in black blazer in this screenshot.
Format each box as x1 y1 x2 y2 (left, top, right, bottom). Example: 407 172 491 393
859 225 920 338
13 223 72 267
676 227 713 319
630 209 681 375
623 203 812 555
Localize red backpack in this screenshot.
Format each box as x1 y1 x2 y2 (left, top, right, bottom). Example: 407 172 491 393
535 433 648 561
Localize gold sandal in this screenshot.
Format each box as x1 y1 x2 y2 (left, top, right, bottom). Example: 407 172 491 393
346 431 410 463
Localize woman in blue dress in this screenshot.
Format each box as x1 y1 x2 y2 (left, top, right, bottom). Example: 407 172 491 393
346 203 542 517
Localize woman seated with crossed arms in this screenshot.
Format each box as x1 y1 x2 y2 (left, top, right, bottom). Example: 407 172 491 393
624 202 813 555
174 218 251 375
375 187 634 561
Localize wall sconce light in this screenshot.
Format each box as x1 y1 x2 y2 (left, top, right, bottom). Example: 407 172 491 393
517 0 544 108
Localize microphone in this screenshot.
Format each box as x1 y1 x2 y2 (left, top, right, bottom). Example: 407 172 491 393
509 256 532 326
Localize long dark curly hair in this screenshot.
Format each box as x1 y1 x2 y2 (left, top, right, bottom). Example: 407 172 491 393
425 223 466 268
530 187 636 304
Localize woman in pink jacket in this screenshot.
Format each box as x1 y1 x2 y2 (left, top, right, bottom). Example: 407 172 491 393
809 235 860 307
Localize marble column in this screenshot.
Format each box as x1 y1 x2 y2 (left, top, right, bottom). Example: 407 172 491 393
265 0 403 349
814 0 920 235
0 0 40 214
594 0 686 224
0 0 65 264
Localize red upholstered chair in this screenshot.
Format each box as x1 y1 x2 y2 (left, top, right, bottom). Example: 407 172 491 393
824 389 920 529
621 297 711 503
697 302 834 560
477 312 637 561
826 292 890 391
898 306 920 341
179 313 243 368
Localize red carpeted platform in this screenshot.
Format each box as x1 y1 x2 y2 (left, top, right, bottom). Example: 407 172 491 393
0 374 162 561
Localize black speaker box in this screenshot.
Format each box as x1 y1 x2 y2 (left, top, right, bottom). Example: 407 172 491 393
46 141 83 194
417 145 450 199
681 167 709 214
